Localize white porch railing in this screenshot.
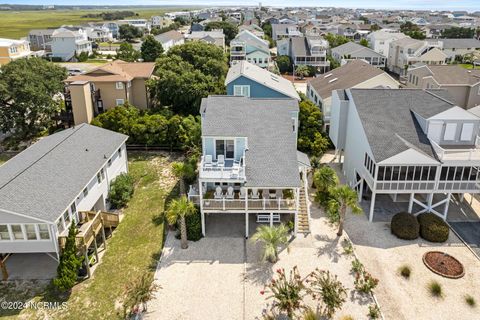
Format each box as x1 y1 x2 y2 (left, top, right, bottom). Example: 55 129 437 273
430 137 480 161
199 156 246 180
202 198 296 211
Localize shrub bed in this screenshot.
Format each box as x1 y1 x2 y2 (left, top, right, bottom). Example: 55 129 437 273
108 173 134 209
176 206 203 241
417 213 449 243
390 212 419 240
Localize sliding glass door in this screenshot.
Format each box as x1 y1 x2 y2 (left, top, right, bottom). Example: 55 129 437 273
215 139 234 159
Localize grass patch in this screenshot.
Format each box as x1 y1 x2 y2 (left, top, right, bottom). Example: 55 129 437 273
465 294 476 307
428 280 443 298
399 265 411 279
0 153 13 165
6 152 178 319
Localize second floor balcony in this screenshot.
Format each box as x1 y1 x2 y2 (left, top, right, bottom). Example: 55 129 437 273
431 137 480 161
199 155 246 181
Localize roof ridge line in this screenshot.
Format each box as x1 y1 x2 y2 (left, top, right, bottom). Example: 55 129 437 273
0 124 85 191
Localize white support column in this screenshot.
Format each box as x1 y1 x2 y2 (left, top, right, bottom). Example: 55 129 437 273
358 178 364 203
369 192 376 222
459 193 464 202
443 193 451 220
427 193 433 213
294 187 299 236
245 187 249 239
269 212 273 228
408 193 414 213
199 181 205 236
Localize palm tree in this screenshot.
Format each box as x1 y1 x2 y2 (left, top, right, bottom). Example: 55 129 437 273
166 196 196 249
313 166 339 192
251 224 289 263
295 64 310 79
330 185 362 236
172 161 193 196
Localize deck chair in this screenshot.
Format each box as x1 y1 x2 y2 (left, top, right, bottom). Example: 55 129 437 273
204 155 213 167
217 154 225 167
262 189 270 199
214 186 223 199
239 187 246 199
226 186 234 199
276 189 283 199
251 188 260 199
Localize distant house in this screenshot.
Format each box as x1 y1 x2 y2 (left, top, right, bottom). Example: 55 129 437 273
65 60 156 124
0 38 34 65
435 38 480 61
85 26 113 42
271 24 302 41
154 30 184 51
367 30 407 57
151 16 174 28
185 30 225 51
225 60 300 100
102 22 120 39
51 27 92 61
306 60 399 128
406 65 480 109
190 23 205 32
230 30 271 68
277 36 330 74
238 24 265 38
118 19 151 32
387 36 447 75
0 124 127 278
28 29 54 51
331 41 387 68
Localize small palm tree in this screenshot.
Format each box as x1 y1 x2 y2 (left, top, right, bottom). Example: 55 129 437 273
330 185 362 236
251 224 289 263
166 196 196 249
295 64 310 79
313 166 339 192
172 161 193 195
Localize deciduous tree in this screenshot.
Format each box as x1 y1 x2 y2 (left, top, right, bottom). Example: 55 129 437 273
117 42 140 62
140 35 164 62
119 24 143 42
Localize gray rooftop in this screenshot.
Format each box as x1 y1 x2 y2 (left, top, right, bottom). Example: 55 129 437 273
0 124 128 223
348 88 455 162
439 38 480 49
201 96 301 188
332 41 386 58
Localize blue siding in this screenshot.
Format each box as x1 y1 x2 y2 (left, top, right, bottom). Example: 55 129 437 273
234 137 246 161
227 76 291 99
204 137 214 156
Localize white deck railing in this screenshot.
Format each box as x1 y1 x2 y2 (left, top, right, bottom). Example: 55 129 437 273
199 156 246 180
202 198 296 211
431 137 480 161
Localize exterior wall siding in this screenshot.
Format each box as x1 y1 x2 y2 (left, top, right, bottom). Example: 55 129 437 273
226 76 291 99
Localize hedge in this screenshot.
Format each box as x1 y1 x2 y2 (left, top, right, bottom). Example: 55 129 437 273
391 212 419 240
418 213 449 243
108 173 134 209
176 206 203 241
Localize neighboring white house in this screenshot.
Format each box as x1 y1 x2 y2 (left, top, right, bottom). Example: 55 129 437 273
153 30 185 52
85 26 113 42
119 19 151 32
306 60 399 127
329 88 480 222
151 16 174 28
0 124 128 277
367 30 407 57
434 38 480 61
185 30 226 51
277 36 330 74
331 41 387 68
230 30 271 68
51 27 92 61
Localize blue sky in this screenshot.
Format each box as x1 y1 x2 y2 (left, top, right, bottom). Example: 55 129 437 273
4 0 480 11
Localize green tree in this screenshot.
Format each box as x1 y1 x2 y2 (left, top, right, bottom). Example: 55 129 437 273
359 38 369 47
166 196 196 249
108 173 134 209
123 274 160 317
297 99 328 157
119 24 143 42
0 57 68 139
53 224 83 291
295 64 310 79
141 35 164 62
330 185 362 236
76 51 89 62
307 269 347 318
251 224 289 263
172 161 195 195
324 33 351 48
117 42 140 62
400 22 426 40
441 27 475 39
370 24 381 31
261 21 272 37
276 55 292 73
313 166 339 193
204 21 238 44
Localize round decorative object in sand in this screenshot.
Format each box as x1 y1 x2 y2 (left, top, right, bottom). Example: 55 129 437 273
423 251 465 279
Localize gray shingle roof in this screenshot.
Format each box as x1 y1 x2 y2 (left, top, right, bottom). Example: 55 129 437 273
332 41 385 58
0 124 128 222
439 38 480 49
348 88 455 162
201 96 301 188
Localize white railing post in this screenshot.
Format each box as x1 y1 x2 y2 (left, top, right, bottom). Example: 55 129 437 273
222 198 225 211
263 198 266 210
278 198 281 210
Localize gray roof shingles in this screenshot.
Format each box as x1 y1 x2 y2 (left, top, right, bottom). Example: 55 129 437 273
201 96 301 188
0 124 128 222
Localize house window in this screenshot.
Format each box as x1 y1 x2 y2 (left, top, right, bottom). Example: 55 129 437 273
460 123 474 141
83 187 88 197
63 210 70 225
116 82 124 89
11 225 24 240
38 225 50 240
118 147 122 157
25 224 37 240
0 225 10 240
444 123 457 141
233 85 250 97
215 139 235 159
115 99 124 106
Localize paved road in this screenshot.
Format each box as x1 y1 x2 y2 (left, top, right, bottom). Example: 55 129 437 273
449 221 480 257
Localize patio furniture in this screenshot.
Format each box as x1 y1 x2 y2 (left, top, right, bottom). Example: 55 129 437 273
251 188 260 199
214 186 224 199
257 214 281 223
239 187 246 199
231 161 240 178
226 186 235 199
217 155 225 167
262 189 270 199
204 155 213 167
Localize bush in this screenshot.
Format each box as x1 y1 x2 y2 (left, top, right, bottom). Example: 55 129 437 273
176 206 203 241
390 212 419 240
428 280 443 297
465 294 476 307
399 265 411 279
368 304 381 319
418 213 449 243
108 173 134 209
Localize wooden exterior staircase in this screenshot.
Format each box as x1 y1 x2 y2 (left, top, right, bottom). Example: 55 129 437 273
297 186 310 234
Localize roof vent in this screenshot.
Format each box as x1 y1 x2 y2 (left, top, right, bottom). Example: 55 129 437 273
324 73 333 78
328 78 338 83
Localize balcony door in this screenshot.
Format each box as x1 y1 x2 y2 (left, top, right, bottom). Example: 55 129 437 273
215 139 234 160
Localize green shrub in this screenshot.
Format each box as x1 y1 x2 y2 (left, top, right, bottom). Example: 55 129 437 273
399 265 411 279
342 238 354 255
108 173 134 209
418 213 449 242
391 212 419 240
368 304 380 319
176 206 203 241
351 259 364 274
428 280 443 297
465 294 476 307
